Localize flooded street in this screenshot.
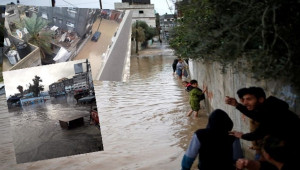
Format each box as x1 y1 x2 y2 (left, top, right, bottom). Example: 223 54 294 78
94 43 209 169
0 43 209 169
8 94 103 164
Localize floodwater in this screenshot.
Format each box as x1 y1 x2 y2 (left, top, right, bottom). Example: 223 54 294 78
8 94 103 164
93 44 209 169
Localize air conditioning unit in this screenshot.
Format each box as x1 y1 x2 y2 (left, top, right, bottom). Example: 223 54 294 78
7 50 21 65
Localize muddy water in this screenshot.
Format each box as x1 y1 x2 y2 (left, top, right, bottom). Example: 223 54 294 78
8 94 103 164
94 50 208 169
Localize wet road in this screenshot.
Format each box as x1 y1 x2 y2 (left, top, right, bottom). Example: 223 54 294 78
8 94 103 164
93 43 209 169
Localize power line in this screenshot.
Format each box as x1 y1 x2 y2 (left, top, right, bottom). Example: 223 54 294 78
61 0 76 7
165 0 173 14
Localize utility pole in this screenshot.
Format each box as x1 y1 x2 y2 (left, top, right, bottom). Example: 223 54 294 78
85 59 91 92
136 20 138 54
99 0 102 9
52 0 55 7
96 17 102 31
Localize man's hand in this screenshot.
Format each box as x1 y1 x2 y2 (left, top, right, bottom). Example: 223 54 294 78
229 131 243 138
225 96 238 107
236 159 261 170
236 159 249 170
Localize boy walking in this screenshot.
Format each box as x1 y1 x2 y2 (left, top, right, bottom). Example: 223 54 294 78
186 80 204 118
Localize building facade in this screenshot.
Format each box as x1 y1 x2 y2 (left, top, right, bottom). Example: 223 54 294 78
37 6 97 38
49 81 65 97
115 1 156 27
159 14 175 40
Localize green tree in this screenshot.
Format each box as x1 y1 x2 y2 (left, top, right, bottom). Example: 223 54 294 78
132 25 145 43
132 21 157 42
18 13 53 58
28 75 44 97
169 0 300 89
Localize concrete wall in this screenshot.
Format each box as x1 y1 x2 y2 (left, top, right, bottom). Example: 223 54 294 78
98 10 132 81
189 59 300 158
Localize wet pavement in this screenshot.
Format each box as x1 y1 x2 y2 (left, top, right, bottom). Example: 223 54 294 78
8 94 103 164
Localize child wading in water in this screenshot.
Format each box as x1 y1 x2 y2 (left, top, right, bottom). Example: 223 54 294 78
182 81 193 92
187 80 204 118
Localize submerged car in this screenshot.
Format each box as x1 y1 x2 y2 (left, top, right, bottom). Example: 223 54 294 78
91 31 101 42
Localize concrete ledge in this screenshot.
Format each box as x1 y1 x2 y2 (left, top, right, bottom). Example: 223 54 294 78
98 10 132 81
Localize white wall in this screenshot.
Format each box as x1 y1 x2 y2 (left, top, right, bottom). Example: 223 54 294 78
189 59 300 158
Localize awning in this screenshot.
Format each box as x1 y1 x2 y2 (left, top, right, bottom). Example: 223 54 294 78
53 47 71 62
59 32 67 42
51 26 59 31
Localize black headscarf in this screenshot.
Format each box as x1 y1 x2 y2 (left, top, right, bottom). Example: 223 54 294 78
206 109 233 133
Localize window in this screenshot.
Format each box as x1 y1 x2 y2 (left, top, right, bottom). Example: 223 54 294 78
7 10 15 16
67 7 77 18
29 7 38 13
41 12 48 19
66 21 74 28
89 9 94 15
139 10 144 14
67 7 77 13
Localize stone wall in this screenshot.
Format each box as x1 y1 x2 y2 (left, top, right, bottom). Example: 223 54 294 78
189 59 300 158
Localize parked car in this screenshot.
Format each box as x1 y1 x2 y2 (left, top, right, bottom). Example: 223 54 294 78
91 31 101 42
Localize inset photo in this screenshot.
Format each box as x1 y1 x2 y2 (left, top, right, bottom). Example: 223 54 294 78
3 59 103 164
3 4 126 80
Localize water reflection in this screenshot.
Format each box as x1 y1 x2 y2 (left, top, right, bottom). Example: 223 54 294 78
9 94 103 164
94 53 208 168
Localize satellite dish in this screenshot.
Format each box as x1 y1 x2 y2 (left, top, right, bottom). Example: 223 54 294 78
16 29 23 39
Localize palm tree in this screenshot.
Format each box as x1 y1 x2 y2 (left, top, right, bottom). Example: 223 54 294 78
18 13 53 59
31 75 44 97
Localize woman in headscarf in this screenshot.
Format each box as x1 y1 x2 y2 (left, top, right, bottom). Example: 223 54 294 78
182 109 243 170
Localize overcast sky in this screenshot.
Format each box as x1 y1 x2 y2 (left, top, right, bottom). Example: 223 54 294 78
3 59 87 99
0 0 175 15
